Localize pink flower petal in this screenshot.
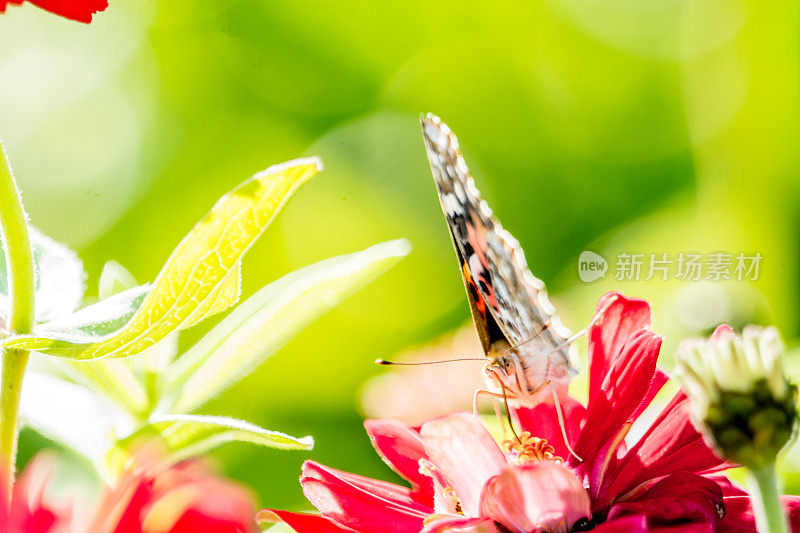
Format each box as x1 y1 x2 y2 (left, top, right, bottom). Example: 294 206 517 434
648 524 713 533
421 516 503 533
588 292 652 403
302 461 430 510
608 473 724 526
708 475 748 497
710 325 736 343
300 461 428 533
479 463 590 533
419 459 462 515
514 396 586 461
598 393 725 505
718 495 800 532
574 329 662 473
421 413 507 516
6 454 71 533
591 515 648 532
257 509 357 532
2 0 107 22
364 418 434 504
629 369 669 423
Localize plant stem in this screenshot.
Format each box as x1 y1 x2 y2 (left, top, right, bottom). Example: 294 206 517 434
749 463 789 533
0 140 35 501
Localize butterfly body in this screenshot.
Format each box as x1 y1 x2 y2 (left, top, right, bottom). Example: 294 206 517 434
421 113 575 407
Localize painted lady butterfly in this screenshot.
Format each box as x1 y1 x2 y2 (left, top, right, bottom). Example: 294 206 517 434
420 113 576 408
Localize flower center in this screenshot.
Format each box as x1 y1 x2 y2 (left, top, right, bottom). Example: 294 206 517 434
502 432 561 464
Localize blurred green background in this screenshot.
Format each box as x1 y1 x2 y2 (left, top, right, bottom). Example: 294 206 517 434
1 0 799 509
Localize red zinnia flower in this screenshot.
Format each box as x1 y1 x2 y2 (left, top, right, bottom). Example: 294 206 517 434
0 454 79 533
87 454 259 533
0 0 107 23
262 292 800 532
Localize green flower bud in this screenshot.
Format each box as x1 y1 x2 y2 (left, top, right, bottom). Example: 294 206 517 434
676 326 798 470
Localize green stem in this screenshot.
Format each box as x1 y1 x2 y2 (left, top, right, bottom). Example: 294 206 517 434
749 464 789 533
0 140 35 501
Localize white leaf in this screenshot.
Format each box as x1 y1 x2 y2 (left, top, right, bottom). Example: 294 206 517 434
32 284 150 342
20 371 131 469
0 227 86 327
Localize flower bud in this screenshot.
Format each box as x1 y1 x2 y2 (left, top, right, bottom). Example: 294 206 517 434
676 325 798 469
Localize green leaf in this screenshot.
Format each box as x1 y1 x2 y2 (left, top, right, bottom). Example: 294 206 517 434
164 238 411 413
106 414 313 475
4 158 322 359
98 260 138 300
58 357 150 416
0 227 85 327
46 288 178 416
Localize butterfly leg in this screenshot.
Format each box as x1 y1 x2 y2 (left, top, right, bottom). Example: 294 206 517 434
548 381 582 462
550 293 620 358
491 398 509 441
473 388 521 443
472 388 503 415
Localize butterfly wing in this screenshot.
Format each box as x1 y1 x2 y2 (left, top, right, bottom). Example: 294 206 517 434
420 113 573 373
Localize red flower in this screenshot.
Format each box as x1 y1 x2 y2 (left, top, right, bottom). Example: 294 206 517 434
0 0 106 23
0 454 79 533
262 292 800 532
87 455 259 533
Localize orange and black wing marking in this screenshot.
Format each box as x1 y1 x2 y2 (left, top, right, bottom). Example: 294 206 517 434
420 113 572 369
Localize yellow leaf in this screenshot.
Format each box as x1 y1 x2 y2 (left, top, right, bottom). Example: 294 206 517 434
5 158 321 359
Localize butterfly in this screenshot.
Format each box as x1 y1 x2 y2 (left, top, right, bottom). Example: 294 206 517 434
420 113 577 410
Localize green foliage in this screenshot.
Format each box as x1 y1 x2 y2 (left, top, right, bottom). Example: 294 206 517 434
107 415 314 478
164 238 411 413
4 158 322 359
7 157 410 479
3 0 797 509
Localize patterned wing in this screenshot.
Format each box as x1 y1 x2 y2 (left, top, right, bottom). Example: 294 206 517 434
420 113 572 368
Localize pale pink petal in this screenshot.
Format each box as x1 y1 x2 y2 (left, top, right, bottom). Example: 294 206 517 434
588 292 652 403
421 413 507 516
421 516 502 533
479 463 590 533
419 459 461 515
364 418 433 503
710 325 736 343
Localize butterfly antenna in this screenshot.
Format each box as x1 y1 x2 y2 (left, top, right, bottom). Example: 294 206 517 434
375 357 484 366
549 382 582 462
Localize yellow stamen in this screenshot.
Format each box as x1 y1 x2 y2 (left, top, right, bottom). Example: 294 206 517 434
502 432 562 464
